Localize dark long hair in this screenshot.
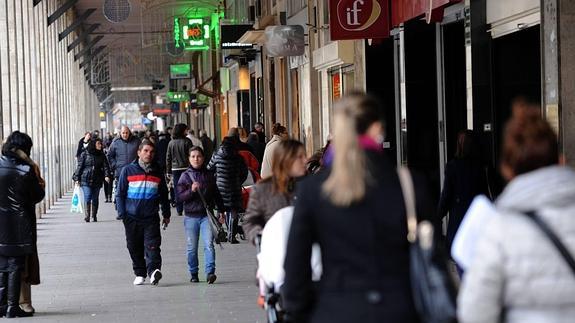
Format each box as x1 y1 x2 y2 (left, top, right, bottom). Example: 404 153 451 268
2 131 33 156
172 123 188 139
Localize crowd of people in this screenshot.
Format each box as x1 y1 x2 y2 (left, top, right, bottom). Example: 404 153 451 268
1 91 574 321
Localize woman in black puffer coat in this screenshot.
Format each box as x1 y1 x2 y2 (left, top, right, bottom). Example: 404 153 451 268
73 138 111 222
207 136 248 243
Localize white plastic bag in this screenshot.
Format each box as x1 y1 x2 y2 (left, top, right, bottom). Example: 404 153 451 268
70 185 84 214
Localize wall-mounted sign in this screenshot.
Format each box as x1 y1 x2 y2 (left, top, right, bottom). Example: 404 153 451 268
221 24 254 49
166 91 190 102
174 17 210 51
332 73 341 100
391 0 460 26
153 108 172 115
265 25 305 57
170 64 191 79
329 0 390 40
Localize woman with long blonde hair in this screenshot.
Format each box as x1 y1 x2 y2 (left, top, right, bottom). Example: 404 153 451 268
282 92 433 323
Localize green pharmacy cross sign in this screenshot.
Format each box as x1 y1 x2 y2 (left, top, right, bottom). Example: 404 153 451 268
174 17 210 51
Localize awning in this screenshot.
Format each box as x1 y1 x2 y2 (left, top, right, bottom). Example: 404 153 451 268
238 30 266 44
391 0 462 26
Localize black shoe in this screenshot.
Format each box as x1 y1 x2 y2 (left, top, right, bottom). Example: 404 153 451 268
5 306 33 318
0 305 6 318
230 238 240 244
116 216 123 220
190 274 199 283
170 201 176 207
150 269 162 286
206 273 217 284
177 212 183 216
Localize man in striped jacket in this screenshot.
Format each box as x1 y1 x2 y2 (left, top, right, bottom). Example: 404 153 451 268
116 140 171 286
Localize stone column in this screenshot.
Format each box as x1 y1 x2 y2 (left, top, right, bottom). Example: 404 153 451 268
542 0 575 166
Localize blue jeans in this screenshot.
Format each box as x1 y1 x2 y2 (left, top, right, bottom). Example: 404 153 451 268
184 216 215 275
172 169 185 214
81 186 101 207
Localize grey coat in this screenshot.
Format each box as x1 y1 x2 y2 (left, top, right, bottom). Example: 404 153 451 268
107 136 140 177
458 165 575 323
242 180 294 243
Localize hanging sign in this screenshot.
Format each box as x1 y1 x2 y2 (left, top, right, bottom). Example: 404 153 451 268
265 26 305 57
332 73 341 100
174 17 211 51
329 0 390 40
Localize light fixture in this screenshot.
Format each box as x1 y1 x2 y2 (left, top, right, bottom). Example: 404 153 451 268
110 86 153 92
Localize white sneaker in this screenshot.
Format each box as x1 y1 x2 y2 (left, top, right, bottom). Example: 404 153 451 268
150 269 162 285
133 276 145 285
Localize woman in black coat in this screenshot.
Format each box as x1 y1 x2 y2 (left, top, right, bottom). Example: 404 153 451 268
0 131 45 318
282 93 434 323
207 136 247 243
73 138 111 222
437 130 489 253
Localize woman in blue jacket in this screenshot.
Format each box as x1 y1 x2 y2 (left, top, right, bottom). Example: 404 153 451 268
177 146 223 284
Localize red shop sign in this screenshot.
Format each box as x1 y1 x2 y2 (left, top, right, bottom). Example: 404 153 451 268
329 0 390 40
391 0 462 27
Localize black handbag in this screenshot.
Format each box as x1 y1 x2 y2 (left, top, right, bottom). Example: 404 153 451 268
397 167 458 323
197 189 228 246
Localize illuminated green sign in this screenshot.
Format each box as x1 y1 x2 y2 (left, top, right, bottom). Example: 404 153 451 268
166 91 190 102
170 64 191 79
173 17 210 51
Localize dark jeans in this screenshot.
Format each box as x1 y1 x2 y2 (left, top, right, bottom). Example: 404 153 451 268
172 169 185 214
123 217 162 277
81 185 101 208
0 256 25 272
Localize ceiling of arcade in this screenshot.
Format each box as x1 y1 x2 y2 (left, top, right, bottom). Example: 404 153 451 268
73 0 223 104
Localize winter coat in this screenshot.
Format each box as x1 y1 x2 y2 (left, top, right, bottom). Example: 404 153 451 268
282 151 433 323
155 135 171 172
243 179 294 243
207 138 248 211
108 136 140 177
73 150 112 187
115 160 171 222
247 136 265 166
438 158 489 250
458 165 575 323
166 137 193 173
260 135 282 178
176 166 223 216
0 152 45 257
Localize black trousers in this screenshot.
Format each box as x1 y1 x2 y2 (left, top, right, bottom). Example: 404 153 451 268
103 178 112 197
123 217 162 277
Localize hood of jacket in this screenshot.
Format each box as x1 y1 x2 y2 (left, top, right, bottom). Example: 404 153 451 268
218 138 237 158
496 165 575 212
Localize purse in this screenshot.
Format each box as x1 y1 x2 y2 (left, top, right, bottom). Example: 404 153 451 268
397 167 458 323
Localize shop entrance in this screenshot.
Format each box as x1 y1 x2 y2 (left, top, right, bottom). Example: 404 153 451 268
491 26 541 160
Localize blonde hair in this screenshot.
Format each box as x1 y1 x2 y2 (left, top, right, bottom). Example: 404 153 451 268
322 93 383 206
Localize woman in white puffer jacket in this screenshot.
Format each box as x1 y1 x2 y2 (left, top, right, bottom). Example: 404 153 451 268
458 114 575 323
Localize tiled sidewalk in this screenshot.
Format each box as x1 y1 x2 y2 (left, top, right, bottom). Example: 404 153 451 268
21 192 263 322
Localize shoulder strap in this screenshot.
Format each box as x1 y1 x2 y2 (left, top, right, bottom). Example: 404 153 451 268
397 166 418 243
524 211 575 276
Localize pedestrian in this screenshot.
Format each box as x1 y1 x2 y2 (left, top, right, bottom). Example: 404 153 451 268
115 140 171 286
228 128 259 184
166 123 194 217
247 132 265 168
176 146 224 284
253 122 266 144
260 123 287 178
108 126 140 217
199 130 215 162
438 130 489 254
73 138 112 222
75 131 91 159
186 129 203 149
156 128 173 205
458 113 575 323
242 139 307 244
282 93 434 323
207 136 248 244
0 131 45 318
